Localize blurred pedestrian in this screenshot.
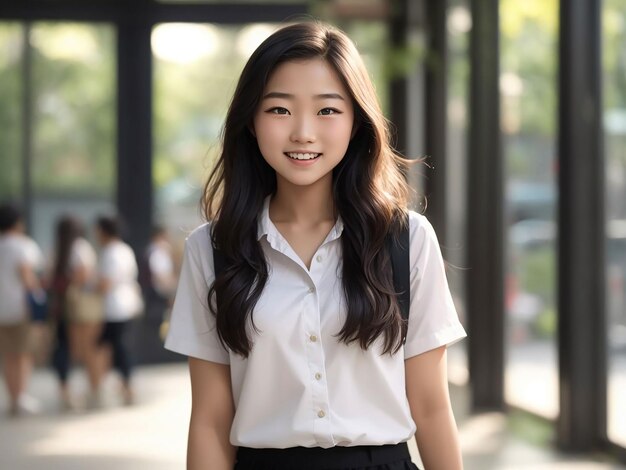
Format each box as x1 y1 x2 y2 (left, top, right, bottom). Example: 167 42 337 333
142 225 176 326
0 203 44 416
93 215 143 406
48 215 101 409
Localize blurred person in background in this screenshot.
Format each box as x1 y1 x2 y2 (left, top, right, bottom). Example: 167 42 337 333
48 215 101 410
93 215 143 406
0 203 44 416
142 225 177 339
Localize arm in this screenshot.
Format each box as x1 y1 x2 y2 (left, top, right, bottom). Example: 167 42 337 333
18 261 39 292
70 263 90 286
405 346 463 470
188 357 236 470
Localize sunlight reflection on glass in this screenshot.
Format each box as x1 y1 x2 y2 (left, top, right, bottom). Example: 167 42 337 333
152 23 219 64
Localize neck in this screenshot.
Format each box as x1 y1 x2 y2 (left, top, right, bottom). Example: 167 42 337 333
2 228 21 236
270 175 335 225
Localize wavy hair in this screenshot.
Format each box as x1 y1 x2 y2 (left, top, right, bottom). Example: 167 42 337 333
202 21 417 357
53 215 84 280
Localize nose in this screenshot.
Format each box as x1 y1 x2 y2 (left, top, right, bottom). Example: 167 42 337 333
290 115 316 143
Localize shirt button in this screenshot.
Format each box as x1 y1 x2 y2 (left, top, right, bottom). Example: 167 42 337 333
310 334 318 342
316 255 323 263
315 372 322 380
317 410 326 418
309 286 316 293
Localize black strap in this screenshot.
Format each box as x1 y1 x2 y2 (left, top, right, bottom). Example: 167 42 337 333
387 212 410 343
212 241 227 284
212 212 410 335
388 212 410 322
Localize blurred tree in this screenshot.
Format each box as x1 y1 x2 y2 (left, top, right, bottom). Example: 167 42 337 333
0 24 23 200
30 23 115 195
500 0 557 137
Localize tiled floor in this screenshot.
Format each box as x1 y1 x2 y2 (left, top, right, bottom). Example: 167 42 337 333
0 363 623 469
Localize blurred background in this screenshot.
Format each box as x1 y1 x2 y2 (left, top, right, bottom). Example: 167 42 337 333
0 0 625 468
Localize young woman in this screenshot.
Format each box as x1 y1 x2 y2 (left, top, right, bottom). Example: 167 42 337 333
94 215 143 406
49 215 100 409
165 21 466 470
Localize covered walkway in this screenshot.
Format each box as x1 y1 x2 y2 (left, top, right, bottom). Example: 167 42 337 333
0 363 623 469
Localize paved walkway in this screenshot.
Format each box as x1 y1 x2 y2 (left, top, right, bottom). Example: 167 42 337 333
0 363 624 469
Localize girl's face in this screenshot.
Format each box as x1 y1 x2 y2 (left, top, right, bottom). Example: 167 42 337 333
252 58 355 188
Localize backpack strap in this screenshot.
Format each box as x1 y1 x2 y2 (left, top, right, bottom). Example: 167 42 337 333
386 212 410 343
212 241 227 297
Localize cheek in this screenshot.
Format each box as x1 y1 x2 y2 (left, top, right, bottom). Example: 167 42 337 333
254 119 287 151
324 119 354 147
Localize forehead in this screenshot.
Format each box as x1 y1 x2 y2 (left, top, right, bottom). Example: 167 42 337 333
264 58 349 96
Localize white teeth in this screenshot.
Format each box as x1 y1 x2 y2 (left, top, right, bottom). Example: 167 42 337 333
286 152 320 160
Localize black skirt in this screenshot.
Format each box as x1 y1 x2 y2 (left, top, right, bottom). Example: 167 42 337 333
234 442 419 470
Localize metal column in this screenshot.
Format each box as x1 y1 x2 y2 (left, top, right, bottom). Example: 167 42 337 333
423 0 448 240
557 0 606 451
116 14 153 254
467 0 505 411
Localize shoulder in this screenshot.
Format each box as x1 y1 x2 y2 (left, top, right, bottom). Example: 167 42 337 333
72 237 94 255
176 222 216 284
18 235 43 263
407 210 437 245
184 222 214 257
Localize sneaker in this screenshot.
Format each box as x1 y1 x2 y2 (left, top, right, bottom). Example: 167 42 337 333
13 394 42 416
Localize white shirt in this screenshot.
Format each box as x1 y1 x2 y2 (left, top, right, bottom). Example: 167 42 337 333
99 240 143 322
69 237 97 275
0 233 43 325
165 195 466 449
147 240 175 296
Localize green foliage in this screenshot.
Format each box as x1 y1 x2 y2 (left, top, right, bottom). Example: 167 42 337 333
519 246 555 305
30 23 115 195
0 24 24 199
508 409 554 447
500 0 558 137
534 306 556 338
602 0 626 109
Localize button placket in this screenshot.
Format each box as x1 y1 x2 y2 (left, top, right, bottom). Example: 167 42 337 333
303 284 333 446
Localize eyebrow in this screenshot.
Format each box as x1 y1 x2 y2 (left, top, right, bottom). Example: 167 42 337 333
262 92 346 101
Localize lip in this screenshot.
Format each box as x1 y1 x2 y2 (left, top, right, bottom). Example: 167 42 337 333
284 151 322 167
284 150 322 155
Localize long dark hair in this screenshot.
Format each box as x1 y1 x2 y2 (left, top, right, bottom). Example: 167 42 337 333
53 215 83 280
202 21 417 357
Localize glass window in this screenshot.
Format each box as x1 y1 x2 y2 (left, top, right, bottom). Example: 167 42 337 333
0 23 24 202
501 0 559 419
0 22 115 254
445 0 471 384
603 0 626 448
29 22 116 254
152 23 280 247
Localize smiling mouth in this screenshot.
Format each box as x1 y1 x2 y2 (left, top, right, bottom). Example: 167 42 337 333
284 152 322 161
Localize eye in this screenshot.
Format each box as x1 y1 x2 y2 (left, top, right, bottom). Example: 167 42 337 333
318 108 341 116
267 107 290 115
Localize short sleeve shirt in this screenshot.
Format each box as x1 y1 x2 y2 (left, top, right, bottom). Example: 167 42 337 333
165 195 466 449
99 240 143 322
0 233 44 324
68 238 97 286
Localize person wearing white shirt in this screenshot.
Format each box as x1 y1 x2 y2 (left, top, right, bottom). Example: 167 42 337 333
0 204 44 416
48 215 100 409
165 22 466 470
94 215 143 406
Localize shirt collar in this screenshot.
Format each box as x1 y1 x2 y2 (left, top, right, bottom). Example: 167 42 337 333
256 194 344 243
